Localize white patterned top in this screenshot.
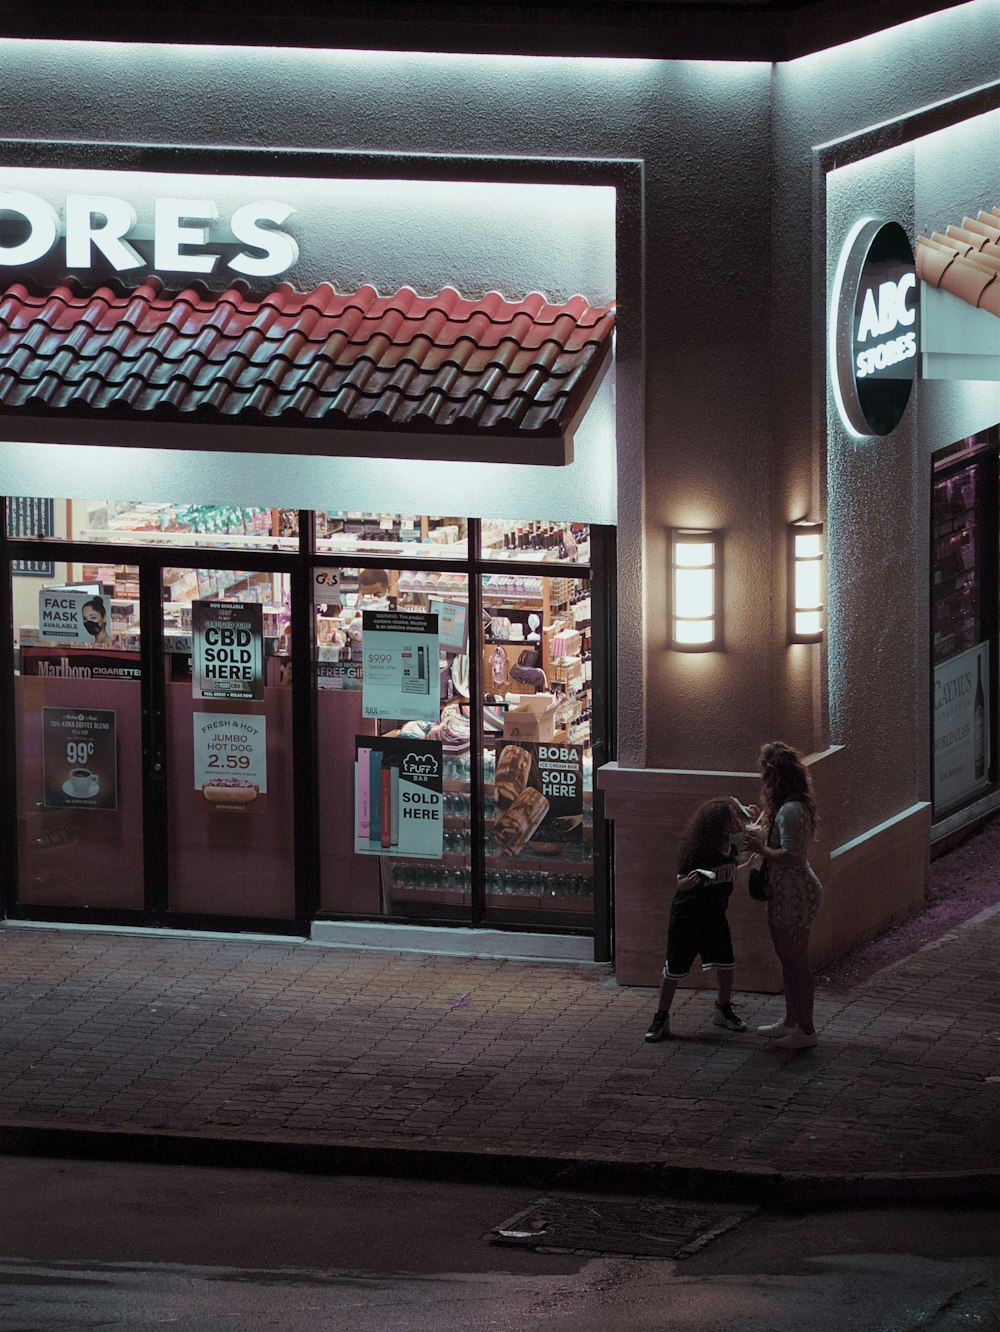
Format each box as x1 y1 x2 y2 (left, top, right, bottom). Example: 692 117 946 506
767 801 822 929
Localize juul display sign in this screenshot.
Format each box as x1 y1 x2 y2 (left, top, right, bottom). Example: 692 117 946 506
832 220 919 437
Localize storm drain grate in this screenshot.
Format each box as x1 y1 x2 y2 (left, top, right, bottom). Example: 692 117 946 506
491 1196 754 1259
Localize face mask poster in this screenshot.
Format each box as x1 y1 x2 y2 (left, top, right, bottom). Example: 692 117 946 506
192 601 264 702
42 707 118 809
38 588 112 645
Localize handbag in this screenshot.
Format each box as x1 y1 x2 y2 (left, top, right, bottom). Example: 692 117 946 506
748 859 770 901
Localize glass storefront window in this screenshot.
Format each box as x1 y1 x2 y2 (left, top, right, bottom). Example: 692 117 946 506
6 498 300 552
315 511 468 559
11 563 145 911
932 463 987 666
481 571 594 928
481 519 590 566
931 431 999 817
316 567 472 920
3 503 607 943
161 565 296 918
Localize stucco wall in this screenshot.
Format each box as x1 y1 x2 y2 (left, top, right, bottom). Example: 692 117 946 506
0 10 997 917
766 4 1000 860
0 41 773 770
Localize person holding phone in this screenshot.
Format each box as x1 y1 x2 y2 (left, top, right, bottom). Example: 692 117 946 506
644 798 749 1042
742 741 822 1050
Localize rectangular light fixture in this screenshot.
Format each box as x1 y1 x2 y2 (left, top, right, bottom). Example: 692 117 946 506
789 520 824 642
671 528 721 650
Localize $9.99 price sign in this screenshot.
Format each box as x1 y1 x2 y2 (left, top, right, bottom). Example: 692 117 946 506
43 706 118 809
361 610 440 723
193 713 267 808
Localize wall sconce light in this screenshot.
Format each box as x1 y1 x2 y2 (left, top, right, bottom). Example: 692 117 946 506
789 520 824 642
671 528 722 650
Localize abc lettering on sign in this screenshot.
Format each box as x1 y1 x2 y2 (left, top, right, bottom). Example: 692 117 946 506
855 273 917 379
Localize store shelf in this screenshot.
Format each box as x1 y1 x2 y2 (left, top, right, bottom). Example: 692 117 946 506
389 886 592 911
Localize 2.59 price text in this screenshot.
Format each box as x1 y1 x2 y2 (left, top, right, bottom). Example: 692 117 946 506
206 753 252 769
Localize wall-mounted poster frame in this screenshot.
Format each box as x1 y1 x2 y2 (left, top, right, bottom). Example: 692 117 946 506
930 428 999 825
8 497 55 576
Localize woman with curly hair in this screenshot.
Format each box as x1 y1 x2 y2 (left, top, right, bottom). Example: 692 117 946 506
644 797 748 1042
743 740 822 1050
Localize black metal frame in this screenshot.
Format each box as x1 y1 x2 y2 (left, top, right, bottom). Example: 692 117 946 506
928 431 1000 823
0 511 616 958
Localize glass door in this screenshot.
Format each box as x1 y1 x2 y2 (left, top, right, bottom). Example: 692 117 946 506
159 562 297 920
315 562 474 924
480 569 596 928
9 559 145 912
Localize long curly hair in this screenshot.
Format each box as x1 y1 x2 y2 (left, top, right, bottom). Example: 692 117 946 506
676 798 736 876
759 740 816 829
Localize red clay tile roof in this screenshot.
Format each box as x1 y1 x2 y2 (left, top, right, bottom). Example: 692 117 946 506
0 279 615 464
916 209 1000 319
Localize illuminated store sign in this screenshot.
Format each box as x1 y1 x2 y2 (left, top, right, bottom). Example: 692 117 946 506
831 219 919 438
0 189 298 278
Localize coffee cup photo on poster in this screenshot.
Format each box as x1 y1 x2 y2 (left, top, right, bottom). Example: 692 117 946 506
494 740 584 857
42 706 118 810
354 735 443 859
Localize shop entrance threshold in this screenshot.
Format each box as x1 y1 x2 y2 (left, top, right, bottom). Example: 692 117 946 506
309 920 598 964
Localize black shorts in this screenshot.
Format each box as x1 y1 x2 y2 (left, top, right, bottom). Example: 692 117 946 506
663 903 735 978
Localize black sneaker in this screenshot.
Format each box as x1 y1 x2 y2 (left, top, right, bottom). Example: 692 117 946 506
712 1002 747 1032
644 1010 670 1042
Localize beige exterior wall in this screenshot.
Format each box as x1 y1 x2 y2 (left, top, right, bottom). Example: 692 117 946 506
600 748 932 990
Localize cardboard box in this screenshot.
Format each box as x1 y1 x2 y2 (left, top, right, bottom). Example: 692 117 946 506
503 693 559 742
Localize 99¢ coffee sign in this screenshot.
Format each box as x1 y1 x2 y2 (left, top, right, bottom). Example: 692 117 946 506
43 706 118 810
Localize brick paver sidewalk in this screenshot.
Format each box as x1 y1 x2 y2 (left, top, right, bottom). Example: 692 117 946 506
1 909 998 1191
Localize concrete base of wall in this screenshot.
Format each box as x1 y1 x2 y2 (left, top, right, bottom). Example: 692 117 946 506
309 919 598 963
599 749 931 992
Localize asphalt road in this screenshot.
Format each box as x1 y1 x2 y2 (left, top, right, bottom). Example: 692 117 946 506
1 1157 996 1330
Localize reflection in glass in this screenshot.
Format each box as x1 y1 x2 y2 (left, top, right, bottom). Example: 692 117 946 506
317 567 472 919
481 572 594 927
315 511 468 559
14 498 299 552
11 566 144 911
481 519 590 565
162 566 295 918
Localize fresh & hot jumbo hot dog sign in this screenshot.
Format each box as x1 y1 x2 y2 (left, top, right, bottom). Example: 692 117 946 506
193 713 267 807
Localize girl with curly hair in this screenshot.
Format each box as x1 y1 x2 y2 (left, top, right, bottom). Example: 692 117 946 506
743 740 822 1049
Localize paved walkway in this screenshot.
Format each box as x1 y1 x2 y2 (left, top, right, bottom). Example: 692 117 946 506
1 908 998 1202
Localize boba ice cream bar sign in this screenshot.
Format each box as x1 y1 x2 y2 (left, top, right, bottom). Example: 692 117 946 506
832 219 919 437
